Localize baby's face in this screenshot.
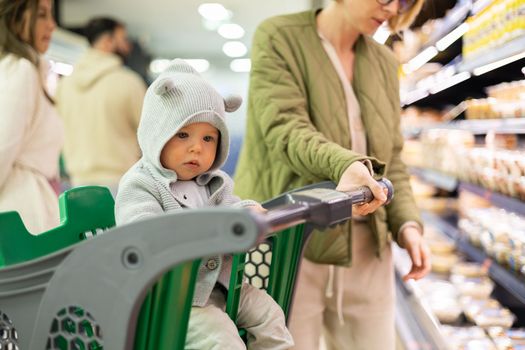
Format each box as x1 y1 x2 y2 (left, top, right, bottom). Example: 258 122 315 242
160 122 219 180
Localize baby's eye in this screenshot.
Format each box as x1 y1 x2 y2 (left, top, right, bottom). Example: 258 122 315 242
203 135 215 142
176 132 188 138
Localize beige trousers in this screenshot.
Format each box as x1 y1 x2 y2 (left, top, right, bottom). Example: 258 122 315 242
288 222 395 350
185 283 294 350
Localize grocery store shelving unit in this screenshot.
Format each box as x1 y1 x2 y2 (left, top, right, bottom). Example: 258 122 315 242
408 0 471 57
421 210 525 307
458 182 525 216
410 166 525 217
394 238 455 349
395 268 448 350
410 162 525 304
397 0 525 344
436 118 525 135
457 35 525 74
402 34 525 107
404 117 525 141
396 168 525 345
409 167 458 192
401 1 525 109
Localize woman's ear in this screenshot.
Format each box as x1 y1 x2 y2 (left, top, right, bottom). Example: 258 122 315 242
224 94 242 112
154 77 177 95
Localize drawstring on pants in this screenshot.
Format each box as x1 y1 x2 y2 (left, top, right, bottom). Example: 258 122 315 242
325 265 345 326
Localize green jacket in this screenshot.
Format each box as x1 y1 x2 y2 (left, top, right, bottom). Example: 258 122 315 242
234 10 422 266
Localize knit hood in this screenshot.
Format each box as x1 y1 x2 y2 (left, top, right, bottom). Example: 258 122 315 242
137 59 241 180
68 49 122 90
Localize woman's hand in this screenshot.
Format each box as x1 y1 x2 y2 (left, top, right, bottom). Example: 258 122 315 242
247 204 267 214
399 226 431 281
336 161 387 216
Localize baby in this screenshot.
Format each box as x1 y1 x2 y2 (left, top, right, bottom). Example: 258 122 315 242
115 59 293 349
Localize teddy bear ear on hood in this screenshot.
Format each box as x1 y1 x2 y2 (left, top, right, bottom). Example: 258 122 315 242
224 94 242 112
154 77 177 96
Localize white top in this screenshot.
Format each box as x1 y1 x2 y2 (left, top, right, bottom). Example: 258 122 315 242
0 54 64 233
318 33 367 156
169 180 210 208
319 33 376 326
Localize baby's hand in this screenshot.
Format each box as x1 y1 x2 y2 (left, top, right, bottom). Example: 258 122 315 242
247 204 267 214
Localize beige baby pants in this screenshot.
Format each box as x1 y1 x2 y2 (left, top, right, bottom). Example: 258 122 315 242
185 283 294 349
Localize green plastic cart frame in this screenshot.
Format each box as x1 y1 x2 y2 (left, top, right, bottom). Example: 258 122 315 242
0 179 392 350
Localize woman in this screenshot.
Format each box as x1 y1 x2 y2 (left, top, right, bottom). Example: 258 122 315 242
234 0 430 348
0 0 63 233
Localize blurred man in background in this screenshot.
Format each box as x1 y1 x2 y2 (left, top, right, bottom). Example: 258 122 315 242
56 17 146 196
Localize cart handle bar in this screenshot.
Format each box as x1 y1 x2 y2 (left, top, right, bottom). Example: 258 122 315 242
260 178 393 234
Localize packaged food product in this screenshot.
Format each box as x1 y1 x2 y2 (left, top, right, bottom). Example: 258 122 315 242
427 237 456 254
472 307 515 328
441 325 487 339
431 297 463 324
461 297 501 321
451 262 489 278
451 275 494 298
486 132 518 150
432 253 460 274
461 297 515 328
488 327 525 349
441 325 496 349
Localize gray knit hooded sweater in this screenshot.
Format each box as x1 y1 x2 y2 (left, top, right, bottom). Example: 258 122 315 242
115 59 257 306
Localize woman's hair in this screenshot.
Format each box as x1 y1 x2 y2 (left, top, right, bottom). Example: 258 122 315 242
0 0 39 64
0 0 54 103
388 0 425 33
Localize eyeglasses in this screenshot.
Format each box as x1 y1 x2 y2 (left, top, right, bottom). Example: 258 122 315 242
376 0 416 14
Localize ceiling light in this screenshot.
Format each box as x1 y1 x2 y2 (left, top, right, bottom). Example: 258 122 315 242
436 23 469 51
230 58 251 72
184 59 210 73
218 23 245 39
222 41 247 58
149 59 171 74
403 46 438 74
198 3 230 22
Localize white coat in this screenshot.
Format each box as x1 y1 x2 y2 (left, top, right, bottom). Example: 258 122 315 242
0 54 63 234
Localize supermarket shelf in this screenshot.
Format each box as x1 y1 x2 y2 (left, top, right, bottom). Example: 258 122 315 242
395 271 446 350
408 0 471 58
394 245 448 349
458 35 525 74
410 167 525 216
421 211 525 306
442 118 525 135
410 167 458 192
458 182 525 217
471 0 493 15
404 118 525 138
402 35 525 106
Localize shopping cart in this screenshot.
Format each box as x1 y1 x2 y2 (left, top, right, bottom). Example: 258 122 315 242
0 179 392 350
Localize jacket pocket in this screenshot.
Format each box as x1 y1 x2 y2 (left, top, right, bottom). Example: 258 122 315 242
304 223 351 266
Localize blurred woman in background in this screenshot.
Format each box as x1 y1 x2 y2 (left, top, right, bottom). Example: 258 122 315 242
0 0 63 233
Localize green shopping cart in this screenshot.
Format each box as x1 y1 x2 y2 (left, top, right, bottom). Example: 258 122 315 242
0 179 392 350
